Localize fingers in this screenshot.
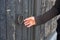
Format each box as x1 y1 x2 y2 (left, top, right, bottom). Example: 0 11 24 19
23 16 35 28
24 22 32 28
24 22 30 26
24 18 30 21
24 20 31 27
24 20 32 27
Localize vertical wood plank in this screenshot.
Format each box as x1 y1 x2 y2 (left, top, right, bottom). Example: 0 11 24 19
34 0 42 40
6 0 16 40
15 0 24 40
0 0 7 40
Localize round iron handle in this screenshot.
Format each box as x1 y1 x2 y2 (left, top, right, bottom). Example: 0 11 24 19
18 15 23 24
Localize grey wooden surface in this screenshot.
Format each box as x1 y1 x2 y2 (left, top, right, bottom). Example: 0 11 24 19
0 0 57 40
0 0 7 40
34 0 57 40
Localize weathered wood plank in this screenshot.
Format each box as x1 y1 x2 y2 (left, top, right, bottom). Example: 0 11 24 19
6 0 16 40
0 0 7 40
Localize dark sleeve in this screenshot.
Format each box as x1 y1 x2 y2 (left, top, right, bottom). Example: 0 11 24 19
35 0 60 25
55 0 60 14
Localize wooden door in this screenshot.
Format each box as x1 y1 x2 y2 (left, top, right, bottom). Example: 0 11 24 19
0 0 57 40
5 0 35 40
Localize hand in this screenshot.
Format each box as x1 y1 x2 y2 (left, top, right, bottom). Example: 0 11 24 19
24 16 36 28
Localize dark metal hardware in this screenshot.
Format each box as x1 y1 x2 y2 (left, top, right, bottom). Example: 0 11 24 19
18 15 23 24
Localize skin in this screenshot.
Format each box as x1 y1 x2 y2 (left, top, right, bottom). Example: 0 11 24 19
24 16 36 28
23 6 59 28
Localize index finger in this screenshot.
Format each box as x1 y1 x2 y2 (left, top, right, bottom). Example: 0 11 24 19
24 18 30 21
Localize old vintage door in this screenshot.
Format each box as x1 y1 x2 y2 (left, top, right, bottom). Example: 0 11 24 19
0 0 56 40
5 0 35 40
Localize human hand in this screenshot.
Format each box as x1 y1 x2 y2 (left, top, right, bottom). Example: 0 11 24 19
24 16 36 28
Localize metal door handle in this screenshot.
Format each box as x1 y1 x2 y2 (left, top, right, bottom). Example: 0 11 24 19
18 15 23 24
